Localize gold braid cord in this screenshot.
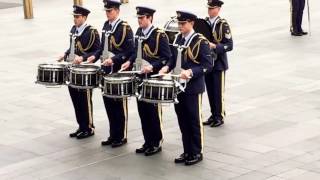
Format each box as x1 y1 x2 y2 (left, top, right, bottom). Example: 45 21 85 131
76 27 96 53
213 21 225 43
184 36 207 64
143 31 161 59
110 24 127 51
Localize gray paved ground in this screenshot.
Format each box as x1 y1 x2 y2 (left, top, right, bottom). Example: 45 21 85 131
1 0 320 179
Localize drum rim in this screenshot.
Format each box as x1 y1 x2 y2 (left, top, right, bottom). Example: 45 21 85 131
143 79 175 85
68 84 99 89
70 70 99 74
38 64 66 69
103 76 134 81
71 64 100 68
104 80 134 84
139 98 175 104
102 93 134 98
35 81 65 86
70 64 100 72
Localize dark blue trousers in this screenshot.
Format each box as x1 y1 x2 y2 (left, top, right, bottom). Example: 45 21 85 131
103 97 128 141
68 87 94 132
205 70 226 121
174 93 204 155
290 0 305 33
137 99 163 147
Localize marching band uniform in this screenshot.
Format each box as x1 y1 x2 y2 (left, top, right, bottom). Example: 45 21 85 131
130 6 172 156
168 11 212 165
95 0 135 147
65 5 100 139
203 0 233 127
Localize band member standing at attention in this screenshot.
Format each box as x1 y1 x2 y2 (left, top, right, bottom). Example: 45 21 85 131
159 11 212 165
121 6 171 156
58 5 100 139
88 0 134 147
202 0 233 128
290 0 308 36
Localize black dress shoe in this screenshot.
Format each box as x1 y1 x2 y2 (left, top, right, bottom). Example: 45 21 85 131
136 145 149 154
111 139 127 148
203 116 214 126
101 138 113 146
76 130 94 139
291 31 302 36
210 119 224 127
69 129 81 138
185 153 203 166
145 146 162 156
174 153 187 163
300 31 308 35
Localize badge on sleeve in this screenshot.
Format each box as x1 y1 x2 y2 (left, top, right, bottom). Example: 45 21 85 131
225 30 232 39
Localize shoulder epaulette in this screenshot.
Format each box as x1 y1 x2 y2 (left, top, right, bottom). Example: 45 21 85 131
122 21 129 26
157 28 165 33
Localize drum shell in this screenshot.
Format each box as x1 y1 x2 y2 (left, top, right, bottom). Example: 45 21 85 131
68 64 100 89
140 79 176 104
36 64 67 86
102 73 136 98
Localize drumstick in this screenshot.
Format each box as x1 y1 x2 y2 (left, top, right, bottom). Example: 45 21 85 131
150 74 185 78
150 74 163 78
118 70 142 74
118 68 125 73
80 62 90 65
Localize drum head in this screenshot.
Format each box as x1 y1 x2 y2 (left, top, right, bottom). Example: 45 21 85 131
39 63 66 69
104 73 134 81
71 64 100 72
194 18 213 42
144 78 174 85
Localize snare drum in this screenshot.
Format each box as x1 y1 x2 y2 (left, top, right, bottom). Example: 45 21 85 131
139 78 177 104
102 73 136 98
36 63 67 86
68 64 100 89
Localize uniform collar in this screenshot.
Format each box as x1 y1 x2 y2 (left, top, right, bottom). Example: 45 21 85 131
209 16 219 25
75 22 88 36
109 17 120 28
142 24 153 36
182 29 195 45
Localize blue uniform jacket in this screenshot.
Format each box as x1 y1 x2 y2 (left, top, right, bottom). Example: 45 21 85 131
168 33 213 94
65 25 100 61
128 26 172 75
206 17 233 71
94 20 135 73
